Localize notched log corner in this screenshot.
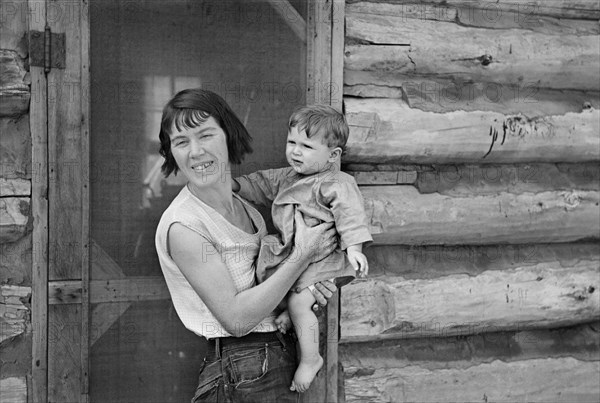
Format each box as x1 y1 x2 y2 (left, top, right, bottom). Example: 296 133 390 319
0 49 30 117
0 197 31 244
0 285 31 344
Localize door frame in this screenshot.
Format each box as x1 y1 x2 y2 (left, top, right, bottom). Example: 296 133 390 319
31 1 344 401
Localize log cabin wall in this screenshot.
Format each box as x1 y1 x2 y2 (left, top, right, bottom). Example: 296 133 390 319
339 1 600 401
0 0 32 400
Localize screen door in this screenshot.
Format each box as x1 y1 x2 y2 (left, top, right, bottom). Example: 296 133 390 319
89 1 306 400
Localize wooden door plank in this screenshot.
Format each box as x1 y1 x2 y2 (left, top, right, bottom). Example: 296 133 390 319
46 0 89 400
304 1 341 401
28 0 48 400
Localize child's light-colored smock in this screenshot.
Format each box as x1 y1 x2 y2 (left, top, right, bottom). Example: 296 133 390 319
236 167 373 292
155 185 278 339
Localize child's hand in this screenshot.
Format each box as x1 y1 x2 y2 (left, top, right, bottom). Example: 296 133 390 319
347 250 369 278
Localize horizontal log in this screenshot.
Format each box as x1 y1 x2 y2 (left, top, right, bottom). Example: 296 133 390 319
0 197 29 244
0 91 29 117
0 116 31 178
49 277 170 304
350 170 417 185
347 2 600 34
0 233 31 284
363 186 600 245
343 357 600 403
0 178 30 197
0 285 31 343
0 377 27 403
0 50 29 117
415 163 600 196
0 0 29 51
344 79 600 116
345 15 600 92
0 51 27 88
340 321 600 366
345 98 600 164
347 1 600 18
340 260 600 339
346 163 600 194
365 242 600 279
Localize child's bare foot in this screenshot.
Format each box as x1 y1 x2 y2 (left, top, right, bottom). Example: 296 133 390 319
290 355 323 393
275 310 292 334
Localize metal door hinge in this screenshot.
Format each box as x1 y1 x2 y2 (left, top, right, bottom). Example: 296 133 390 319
29 26 66 73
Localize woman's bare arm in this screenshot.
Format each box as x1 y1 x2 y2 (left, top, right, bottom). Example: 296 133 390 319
169 210 336 336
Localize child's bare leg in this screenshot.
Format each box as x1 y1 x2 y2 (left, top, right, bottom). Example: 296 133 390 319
288 288 323 393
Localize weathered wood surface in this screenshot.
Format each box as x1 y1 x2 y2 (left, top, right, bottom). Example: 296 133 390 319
0 50 29 117
344 357 600 403
345 98 600 164
0 285 30 343
347 163 600 194
0 197 29 244
350 170 417 185
46 1 88 400
0 377 27 403
303 2 340 400
415 163 600 196
345 14 600 92
0 178 31 196
362 186 600 245
49 277 170 304
28 1 49 400
365 242 600 280
48 305 81 402
346 2 600 35
345 0 600 20
340 321 600 401
345 76 600 116
340 321 600 365
341 259 599 339
0 0 29 51
0 117 31 179
0 233 31 284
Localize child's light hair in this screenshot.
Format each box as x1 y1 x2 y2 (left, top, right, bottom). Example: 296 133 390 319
288 105 349 150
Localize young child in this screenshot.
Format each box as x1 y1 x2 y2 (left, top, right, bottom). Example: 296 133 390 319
233 105 372 393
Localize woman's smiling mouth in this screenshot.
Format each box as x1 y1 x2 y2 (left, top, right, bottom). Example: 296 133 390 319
192 161 215 172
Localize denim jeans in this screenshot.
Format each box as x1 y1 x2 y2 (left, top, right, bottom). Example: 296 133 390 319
192 332 300 403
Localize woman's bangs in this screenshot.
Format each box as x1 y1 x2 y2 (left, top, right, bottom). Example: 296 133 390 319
173 109 211 132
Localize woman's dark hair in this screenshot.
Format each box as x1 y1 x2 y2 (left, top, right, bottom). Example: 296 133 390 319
158 88 253 177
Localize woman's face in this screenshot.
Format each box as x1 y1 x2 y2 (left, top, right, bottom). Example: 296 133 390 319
169 116 230 191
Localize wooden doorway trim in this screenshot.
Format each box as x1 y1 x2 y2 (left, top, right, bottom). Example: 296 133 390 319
303 1 345 401
33 0 91 401
30 0 48 400
35 0 345 401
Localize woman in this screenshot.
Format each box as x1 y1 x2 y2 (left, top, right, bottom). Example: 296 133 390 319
155 88 338 402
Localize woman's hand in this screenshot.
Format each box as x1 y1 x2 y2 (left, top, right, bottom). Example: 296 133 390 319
293 209 338 264
309 280 337 311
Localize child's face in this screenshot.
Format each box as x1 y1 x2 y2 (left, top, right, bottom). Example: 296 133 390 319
286 126 337 175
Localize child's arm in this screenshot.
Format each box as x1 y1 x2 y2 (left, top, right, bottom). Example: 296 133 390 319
346 243 369 278
322 175 373 250
233 169 284 207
